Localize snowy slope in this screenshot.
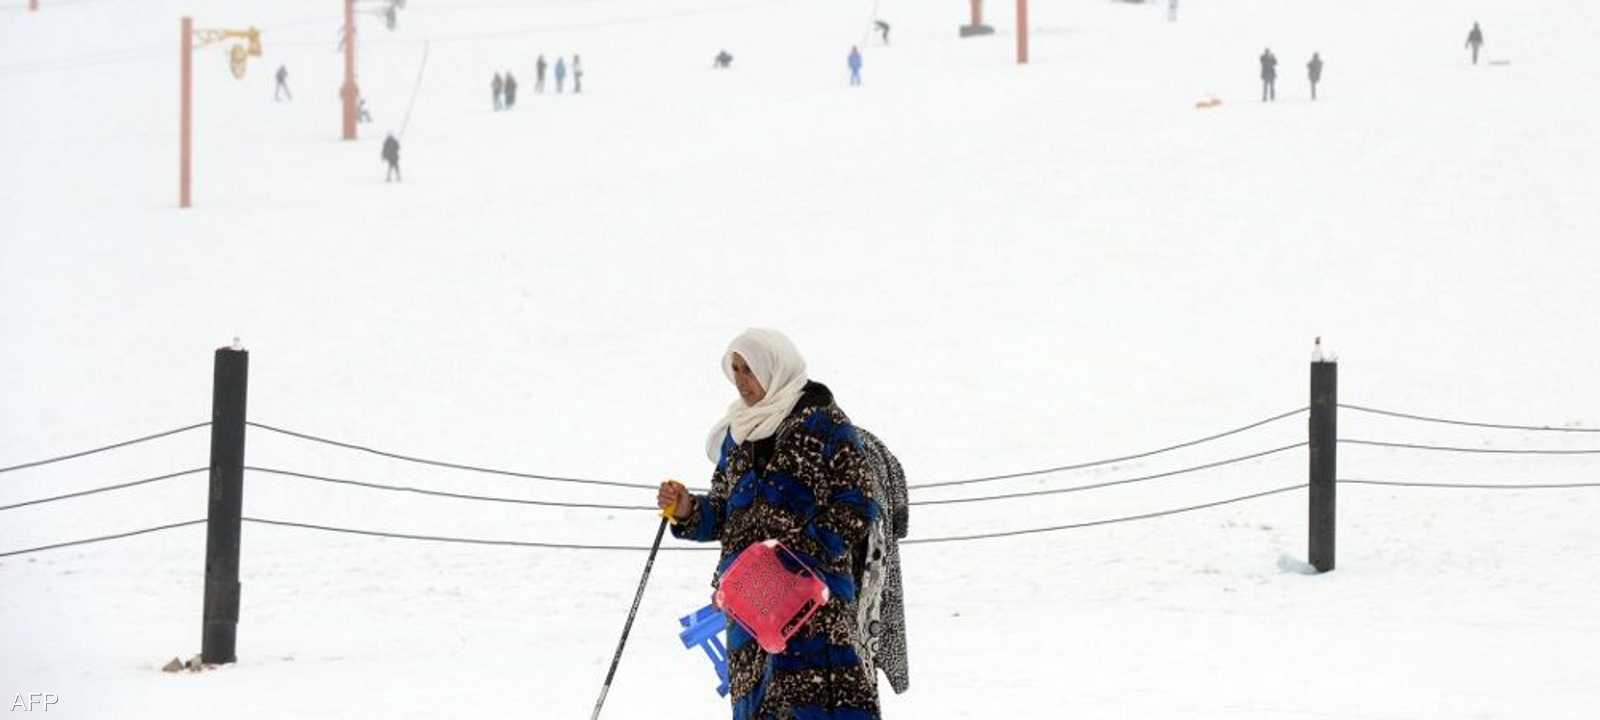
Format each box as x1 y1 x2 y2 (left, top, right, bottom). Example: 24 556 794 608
3 0 1599 717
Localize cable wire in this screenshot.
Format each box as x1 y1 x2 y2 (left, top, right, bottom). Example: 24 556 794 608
398 40 430 138
913 442 1306 506
0 468 207 512
242 516 720 551
909 407 1308 490
246 466 657 510
0 422 210 474
0 519 206 558
1339 404 1600 433
902 484 1309 545
246 421 671 490
1338 478 1600 490
244 484 1308 551
1339 439 1600 455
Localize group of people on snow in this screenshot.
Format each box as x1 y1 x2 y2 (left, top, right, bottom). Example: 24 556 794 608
711 46 867 85
492 72 518 110
1259 22 1486 103
1256 48 1322 102
369 19 1496 183
492 54 584 110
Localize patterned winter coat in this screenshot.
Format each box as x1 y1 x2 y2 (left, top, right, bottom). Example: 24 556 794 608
854 428 910 696
673 381 881 720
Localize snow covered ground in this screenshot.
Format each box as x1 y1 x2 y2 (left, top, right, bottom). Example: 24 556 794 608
3 0 1598 717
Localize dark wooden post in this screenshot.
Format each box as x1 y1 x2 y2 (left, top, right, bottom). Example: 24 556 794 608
1308 355 1337 573
202 344 248 664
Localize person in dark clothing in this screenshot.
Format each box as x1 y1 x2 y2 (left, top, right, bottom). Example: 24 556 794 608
492 72 504 111
504 71 518 108
1307 52 1323 100
875 19 890 45
1466 22 1485 64
848 45 862 86
554 57 567 93
358 96 373 123
714 49 733 69
535 54 547 93
656 329 883 720
572 55 583 94
1259 48 1278 102
275 65 292 101
381 133 401 183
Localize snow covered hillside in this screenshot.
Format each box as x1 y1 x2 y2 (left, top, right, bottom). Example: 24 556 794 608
2 0 1597 717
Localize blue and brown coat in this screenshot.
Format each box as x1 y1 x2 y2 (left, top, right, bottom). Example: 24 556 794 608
673 381 881 720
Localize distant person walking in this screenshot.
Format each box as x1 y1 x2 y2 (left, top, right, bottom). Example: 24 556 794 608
382 133 401 183
573 55 583 93
1466 22 1485 65
875 20 891 45
554 56 567 93
492 72 504 111
1259 47 1278 102
535 54 548 93
848 45 862 86
714 49 733 69
504 71 519 108
275 65 292 101
1307 52 1323 100
358 96 373 123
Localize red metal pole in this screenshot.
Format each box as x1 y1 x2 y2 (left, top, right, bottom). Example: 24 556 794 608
970 0 982 27
1016 0 1028 64
29 0 38 11
340 0 358 140
180 16 193 208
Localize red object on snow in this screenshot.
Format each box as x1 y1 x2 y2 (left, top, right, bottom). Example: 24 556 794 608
714 540 830 654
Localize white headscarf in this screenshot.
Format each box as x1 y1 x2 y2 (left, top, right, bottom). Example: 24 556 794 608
704 328 810 462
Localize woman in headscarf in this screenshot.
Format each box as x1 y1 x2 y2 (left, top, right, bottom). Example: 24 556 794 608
658 328 881 720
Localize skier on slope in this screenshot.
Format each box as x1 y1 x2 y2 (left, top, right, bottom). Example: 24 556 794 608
554 56 567 93
504 71 519 109
381 133 401 182
536 54 548 93
1307 52 1323 100
1465 22 1485 65
275 65 292 101
714 49 734 69
848 46 863 86
657 329 903 720
492 72 504 111
1259 47 1278 102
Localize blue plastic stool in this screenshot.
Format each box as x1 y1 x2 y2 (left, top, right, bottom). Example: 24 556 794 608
678 604 730 697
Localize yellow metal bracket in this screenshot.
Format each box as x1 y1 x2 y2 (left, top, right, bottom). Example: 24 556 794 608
194 27 262 79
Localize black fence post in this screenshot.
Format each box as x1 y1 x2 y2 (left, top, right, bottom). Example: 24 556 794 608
202 344 248 664
1309 350 1337 573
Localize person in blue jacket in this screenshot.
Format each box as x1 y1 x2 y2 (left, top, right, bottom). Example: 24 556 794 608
848 46 862 86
